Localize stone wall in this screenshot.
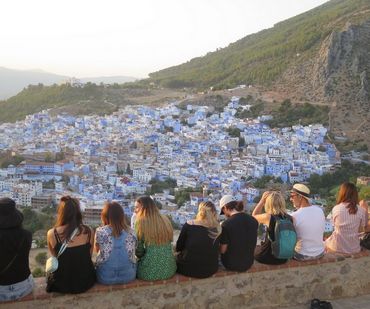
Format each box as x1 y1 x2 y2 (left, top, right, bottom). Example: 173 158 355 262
3 251 370 309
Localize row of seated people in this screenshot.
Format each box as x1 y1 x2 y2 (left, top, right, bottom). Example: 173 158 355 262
0 182 368 302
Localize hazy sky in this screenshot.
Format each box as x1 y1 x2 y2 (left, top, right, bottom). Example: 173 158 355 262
1 0 329 78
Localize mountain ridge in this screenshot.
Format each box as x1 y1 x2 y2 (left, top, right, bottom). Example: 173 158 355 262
0 67 138 99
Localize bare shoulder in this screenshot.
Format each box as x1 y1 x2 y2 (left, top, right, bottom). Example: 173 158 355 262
47 228 54 237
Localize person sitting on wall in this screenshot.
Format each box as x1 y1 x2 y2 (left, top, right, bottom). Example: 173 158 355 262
0 198 34 302
95 201 137 285
325 182 367 254
253 191 292 265
219 195 258 272
176 201 221 278
290 184 325 261
134 196 176 281
46 196 96 293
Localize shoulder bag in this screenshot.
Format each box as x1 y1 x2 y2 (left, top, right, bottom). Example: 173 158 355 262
45 228 78 274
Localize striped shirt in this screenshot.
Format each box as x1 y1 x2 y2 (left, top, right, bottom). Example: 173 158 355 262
325 202 367 254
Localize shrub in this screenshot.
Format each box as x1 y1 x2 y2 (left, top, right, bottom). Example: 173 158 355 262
35 252 47 265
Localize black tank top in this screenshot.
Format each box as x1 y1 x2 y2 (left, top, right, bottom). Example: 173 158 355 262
46 226 96 293
254 215 290 265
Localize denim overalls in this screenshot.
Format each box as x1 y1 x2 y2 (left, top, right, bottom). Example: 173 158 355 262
96 231 136 285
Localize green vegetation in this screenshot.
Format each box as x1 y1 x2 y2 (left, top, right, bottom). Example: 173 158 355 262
35 252 47 265
266 100 329 128
175 187 202 206
226 127 241 138
148 0 370 89
0 151 25 168
0 82 148 123
308 160 370 213
148 178 177 194
22 208 54 234
236 102 265 119
253 175 283 189
32 267 45 278
334 138 369 153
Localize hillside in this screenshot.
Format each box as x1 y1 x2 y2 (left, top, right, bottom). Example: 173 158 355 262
1 0 369 147
0 83 185 123
148 0 369 90
148 0 370 146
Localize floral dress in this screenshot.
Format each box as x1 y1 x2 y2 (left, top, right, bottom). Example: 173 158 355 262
136 239 176 281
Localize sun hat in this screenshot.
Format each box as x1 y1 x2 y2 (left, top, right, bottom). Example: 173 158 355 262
291 184 310 201
219 195 237 215
0 198 23 229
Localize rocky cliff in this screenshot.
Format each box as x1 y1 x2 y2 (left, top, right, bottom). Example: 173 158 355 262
275 17 370 146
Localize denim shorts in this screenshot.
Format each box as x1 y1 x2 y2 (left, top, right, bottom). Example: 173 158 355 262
293 251 324 261
0 274 34 302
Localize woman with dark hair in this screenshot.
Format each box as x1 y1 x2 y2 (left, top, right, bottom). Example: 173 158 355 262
46 196 95 293
135 196 176 281
325 182 367 254
0 198 34 302
176 201 221 278
94 201 137 285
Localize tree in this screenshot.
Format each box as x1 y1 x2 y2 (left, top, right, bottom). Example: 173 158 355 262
126 163 133 175
44 152 54 162
227 127 241 138
239 137 245 147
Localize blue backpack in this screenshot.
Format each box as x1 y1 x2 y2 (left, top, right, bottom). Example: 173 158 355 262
269 215 297 259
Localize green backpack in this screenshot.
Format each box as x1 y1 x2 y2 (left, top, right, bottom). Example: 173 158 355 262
268 215 297 259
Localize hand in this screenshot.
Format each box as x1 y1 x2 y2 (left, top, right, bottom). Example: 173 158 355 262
261 191 270 202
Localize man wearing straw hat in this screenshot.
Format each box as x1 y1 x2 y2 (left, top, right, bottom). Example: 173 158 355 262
290 184 325 261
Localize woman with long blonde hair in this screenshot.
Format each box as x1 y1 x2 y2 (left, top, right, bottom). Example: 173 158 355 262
134 196 176 281
176 201 221 278
252 191 292 265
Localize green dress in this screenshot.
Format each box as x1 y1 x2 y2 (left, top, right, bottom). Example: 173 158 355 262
136 239 176 281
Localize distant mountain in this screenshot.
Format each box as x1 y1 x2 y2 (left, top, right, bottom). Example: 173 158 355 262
0 67 67 99
0 67 138 99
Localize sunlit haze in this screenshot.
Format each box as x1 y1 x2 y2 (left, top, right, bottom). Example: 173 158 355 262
1 0 329 78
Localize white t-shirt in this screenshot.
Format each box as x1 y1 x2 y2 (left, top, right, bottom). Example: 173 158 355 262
291 205 325 256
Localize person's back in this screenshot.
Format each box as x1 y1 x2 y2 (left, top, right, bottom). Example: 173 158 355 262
176 223 220 278
95 226 136 284
0 198 34 302
292 205 325 258
325 183 368 254
135 196 176 281
46 196 95 293
47 225 96 293
220 212 258 271
253 191 293 265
